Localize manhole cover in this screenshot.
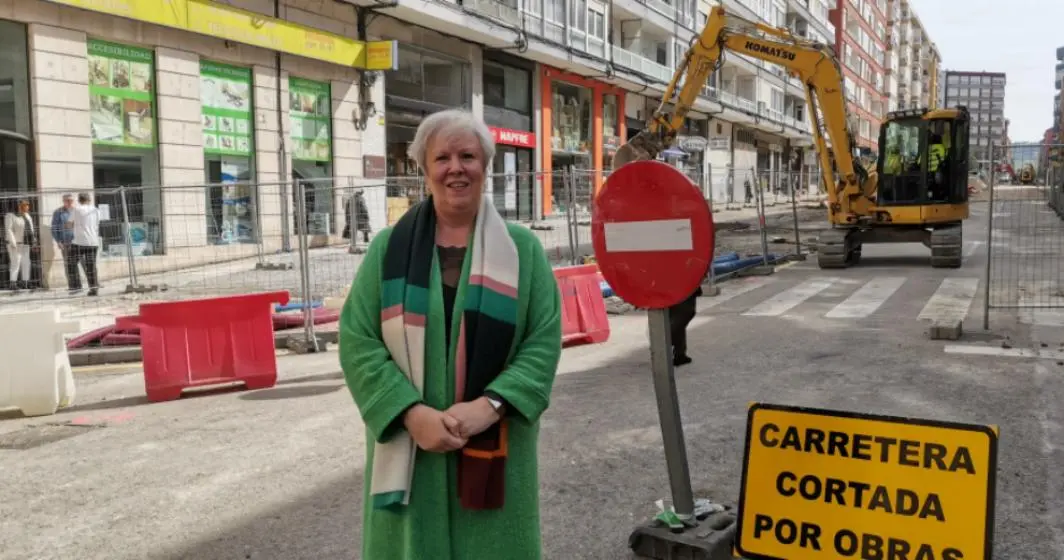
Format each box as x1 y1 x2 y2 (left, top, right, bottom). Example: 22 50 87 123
0 423 102 450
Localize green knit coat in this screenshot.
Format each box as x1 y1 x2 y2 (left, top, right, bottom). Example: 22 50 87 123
339 222 563 560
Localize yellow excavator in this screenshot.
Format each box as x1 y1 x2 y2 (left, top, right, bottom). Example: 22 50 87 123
613 6 971 269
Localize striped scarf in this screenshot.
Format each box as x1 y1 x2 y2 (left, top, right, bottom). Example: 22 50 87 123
373 194 519 510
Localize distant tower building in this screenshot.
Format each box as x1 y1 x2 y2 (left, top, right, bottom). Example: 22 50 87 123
942 70 1007 171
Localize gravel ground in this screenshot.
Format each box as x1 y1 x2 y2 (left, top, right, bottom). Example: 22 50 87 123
713 205 828 259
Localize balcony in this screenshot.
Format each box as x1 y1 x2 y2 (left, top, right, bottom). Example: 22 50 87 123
611 45 673 84
463 0 520 25
785 0 835 43
612 0 680 35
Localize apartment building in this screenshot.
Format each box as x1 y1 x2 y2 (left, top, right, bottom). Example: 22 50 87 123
1056 46 1063 131
943 71 1007 170
1040 46 1064 172
828 0 887 152
371 0 833 213
885 0 942 114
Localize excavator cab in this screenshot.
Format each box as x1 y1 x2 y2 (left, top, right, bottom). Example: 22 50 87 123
876 107 971 208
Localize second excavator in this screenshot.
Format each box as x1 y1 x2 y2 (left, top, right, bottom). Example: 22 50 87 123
613 6 971 269
1018 163 1036 185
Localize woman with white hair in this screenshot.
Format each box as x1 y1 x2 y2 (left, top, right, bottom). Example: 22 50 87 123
339 108 563 559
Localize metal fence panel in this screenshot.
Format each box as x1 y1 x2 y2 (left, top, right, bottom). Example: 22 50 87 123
0 166 824 345
985 143 1064 325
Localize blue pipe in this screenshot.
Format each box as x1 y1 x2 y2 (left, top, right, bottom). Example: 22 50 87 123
714 252 740 263
275 301 323 312
712 254 782 275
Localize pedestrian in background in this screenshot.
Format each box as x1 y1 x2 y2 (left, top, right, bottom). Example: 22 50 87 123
50 193 78 293
71 192 100 296
342 189 371 243
669 282 703 367
5 199 37 293
339 108 562 560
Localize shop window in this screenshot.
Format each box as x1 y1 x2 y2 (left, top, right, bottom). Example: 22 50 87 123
0 19 33 197
390 46 471 108
602 94 620 173
201 60 256 245
423 53 470 107
289 77 334 235
87 39 163 258
551 81 592 155
551 81 593 212
483 61 531 130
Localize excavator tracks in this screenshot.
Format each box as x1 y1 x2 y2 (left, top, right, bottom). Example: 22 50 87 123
816 228 859 269
930 224 963 268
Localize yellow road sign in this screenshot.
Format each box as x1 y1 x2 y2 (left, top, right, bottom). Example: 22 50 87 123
736 403 998 560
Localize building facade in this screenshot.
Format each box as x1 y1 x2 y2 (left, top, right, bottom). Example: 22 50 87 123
829 0 887 151
1056 46 1064 127
0 0 396 287
943 70 1007 170
2 0 840 287
1041 46 1064 172
884 0 941 114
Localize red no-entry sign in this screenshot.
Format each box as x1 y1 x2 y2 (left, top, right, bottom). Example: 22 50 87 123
591 161 714 310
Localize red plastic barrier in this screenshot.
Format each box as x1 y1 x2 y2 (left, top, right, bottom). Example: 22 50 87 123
116 291 290 402
553 264 610 348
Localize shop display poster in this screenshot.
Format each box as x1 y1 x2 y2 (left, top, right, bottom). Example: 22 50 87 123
87 39 156 148
201 60 254 157
288 77 332 162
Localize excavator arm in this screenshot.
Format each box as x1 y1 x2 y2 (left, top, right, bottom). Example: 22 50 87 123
614 5 870 221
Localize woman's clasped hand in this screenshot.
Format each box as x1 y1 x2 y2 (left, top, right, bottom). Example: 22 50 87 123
403 398 502 452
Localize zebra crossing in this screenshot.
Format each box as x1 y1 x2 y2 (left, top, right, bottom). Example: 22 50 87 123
698 273 982 324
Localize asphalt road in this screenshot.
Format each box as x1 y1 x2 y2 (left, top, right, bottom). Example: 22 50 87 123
1 197 1062 559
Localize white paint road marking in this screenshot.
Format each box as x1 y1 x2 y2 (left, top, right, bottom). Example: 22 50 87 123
603 219 693 252
699 277 776 311
742 277 838 317
944 344 1064 360
825 277 907 319
1019 281 1064 327
918 278 979 323
963 241 983 259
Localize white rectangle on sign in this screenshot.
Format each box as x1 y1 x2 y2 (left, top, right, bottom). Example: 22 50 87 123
604 219 693 252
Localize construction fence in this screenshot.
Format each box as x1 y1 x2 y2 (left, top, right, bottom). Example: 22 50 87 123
983 142 1064 328
0 167 824 344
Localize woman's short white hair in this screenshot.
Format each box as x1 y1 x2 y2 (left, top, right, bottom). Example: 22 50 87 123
407 109 496 172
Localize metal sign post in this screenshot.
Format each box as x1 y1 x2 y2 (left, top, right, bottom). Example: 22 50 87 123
591 160 736 558
646 306 695 518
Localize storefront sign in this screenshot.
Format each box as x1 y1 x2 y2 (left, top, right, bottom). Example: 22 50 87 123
87 39 156 148
490 126 536 149
289 77 332 162
50 0 397 70
678 135 709 153
735 403 998 560
200 61 253 157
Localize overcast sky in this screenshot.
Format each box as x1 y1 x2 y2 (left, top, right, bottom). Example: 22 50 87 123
914 0 1060 142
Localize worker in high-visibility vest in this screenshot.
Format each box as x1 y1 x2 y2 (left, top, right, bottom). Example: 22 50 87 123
922 133 947 199
883 144 903 175
927 133 947 173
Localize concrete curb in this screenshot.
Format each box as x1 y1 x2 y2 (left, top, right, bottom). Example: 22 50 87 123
69 330 341 367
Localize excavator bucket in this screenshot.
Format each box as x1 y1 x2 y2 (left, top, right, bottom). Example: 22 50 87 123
612 130 668 169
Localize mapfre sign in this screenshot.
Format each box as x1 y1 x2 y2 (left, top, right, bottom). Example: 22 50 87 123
736 403 999 560
489 126 536 149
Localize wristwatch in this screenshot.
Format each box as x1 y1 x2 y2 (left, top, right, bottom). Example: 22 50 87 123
486 396 505 415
